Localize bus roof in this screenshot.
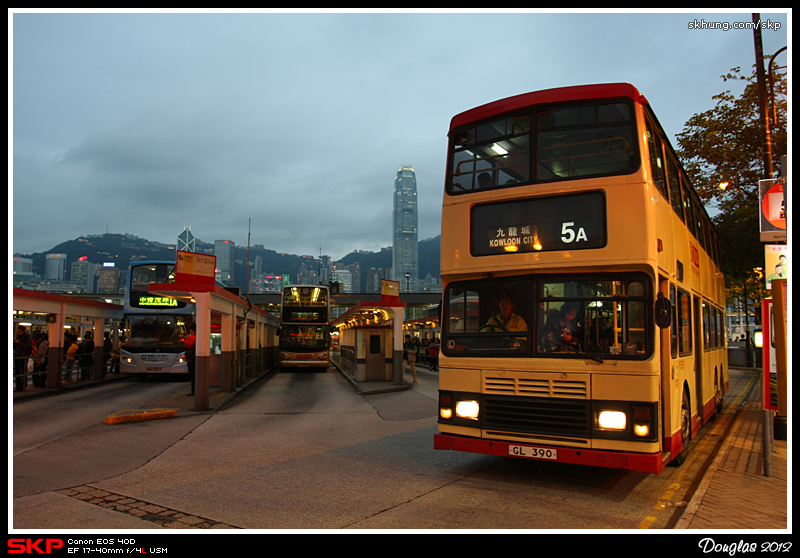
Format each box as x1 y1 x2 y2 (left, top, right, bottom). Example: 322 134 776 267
449 83 648 133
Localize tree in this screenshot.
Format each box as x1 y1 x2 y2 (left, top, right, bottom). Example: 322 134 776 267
676 65 786 282
676 64 786 357
676 65 787 213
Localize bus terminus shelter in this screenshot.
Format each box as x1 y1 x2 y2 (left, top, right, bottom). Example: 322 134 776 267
12 288 124 388
148 281 280 411
333 281 406 384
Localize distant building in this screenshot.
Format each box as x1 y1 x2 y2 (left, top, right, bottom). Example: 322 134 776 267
13 256 34 285
366 268 388 293
214 240 235 284
177 226 196 252
45 253 68 281
71 260 98 293
97 267 120 293
331 269 352 293
393 166 419 292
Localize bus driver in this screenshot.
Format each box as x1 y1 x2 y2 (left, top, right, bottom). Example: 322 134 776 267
483 296 527 332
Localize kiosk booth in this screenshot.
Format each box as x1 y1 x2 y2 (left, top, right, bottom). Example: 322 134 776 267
333 281 406 384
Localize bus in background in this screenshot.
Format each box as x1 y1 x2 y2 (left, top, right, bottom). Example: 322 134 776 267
435 83 727 474
279 285 331 371
120 261 192 375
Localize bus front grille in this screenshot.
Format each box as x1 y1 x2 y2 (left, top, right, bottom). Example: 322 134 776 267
484 375 589 399
482 394 591 437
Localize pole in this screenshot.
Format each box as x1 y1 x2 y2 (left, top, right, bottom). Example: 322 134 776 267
752 13 774 178
246 218 251 295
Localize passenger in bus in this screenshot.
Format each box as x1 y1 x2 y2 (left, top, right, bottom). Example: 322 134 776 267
539 303 582 353
477 172 493 189
483 296 527 332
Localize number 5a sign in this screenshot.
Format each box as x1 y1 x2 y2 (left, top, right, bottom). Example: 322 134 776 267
472 192 606 256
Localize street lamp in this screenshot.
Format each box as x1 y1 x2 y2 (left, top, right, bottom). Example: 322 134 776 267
405 273 410 293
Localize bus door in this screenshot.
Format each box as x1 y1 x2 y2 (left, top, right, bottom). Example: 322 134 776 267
659 276 672 456
693 295 704 420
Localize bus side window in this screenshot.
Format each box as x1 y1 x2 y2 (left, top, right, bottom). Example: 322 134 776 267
645 121 668 200
667 157 685 223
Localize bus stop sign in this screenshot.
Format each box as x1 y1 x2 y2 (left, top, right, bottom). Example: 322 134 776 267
759 179 787 242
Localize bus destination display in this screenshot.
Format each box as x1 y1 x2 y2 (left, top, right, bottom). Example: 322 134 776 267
471 191 606 256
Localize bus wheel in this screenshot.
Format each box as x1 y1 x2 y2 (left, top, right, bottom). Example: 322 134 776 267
671 390 692 466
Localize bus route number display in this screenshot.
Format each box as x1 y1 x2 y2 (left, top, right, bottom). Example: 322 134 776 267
471 191 606 256
131 294 186 309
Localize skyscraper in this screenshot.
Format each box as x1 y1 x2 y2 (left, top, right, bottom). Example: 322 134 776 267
177 226 196 252
393 165 419 292
45 253 67 281
214 240 235 284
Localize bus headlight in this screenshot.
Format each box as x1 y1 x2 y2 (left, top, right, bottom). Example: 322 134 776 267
455 400 480 420
598 410 627 430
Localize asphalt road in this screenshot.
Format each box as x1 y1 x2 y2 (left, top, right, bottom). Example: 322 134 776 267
12 366 746 531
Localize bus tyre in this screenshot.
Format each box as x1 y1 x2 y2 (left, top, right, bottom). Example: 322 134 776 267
672 390 692 466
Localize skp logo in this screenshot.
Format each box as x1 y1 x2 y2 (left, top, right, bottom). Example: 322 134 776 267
8 539 64 554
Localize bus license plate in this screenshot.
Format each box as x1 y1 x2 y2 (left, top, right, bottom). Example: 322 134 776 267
146 367 162 372
509 445 557 460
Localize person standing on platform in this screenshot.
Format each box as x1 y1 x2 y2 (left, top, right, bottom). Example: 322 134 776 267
78 331 95 381
14 325 31 391
403 334 418 385
185 325 197 396
32 332 50 388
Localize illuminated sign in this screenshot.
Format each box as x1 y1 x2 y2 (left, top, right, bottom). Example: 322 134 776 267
131 294 186 309
759 179 787 242
471 192 606 256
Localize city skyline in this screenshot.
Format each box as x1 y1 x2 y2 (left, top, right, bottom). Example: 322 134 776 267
12 227 443 295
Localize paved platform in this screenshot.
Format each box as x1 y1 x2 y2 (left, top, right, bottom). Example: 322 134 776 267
675 369 788 530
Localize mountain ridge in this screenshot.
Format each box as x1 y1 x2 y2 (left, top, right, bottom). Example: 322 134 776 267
15 233 441 293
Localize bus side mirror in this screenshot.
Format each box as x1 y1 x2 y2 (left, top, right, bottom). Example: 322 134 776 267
654 293 671 329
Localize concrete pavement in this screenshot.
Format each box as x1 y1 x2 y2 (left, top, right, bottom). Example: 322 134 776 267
13 364 788 530
675 368 788 530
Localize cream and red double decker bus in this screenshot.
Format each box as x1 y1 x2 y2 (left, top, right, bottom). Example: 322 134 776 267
434 83 727 474
279 285 331 371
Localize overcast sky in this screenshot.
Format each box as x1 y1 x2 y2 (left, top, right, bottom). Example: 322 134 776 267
10 10 790 261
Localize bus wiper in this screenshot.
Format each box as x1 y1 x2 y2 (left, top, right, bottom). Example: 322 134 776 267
548 342 604 363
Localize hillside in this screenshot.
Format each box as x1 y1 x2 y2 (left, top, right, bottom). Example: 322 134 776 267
17 233 441 293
